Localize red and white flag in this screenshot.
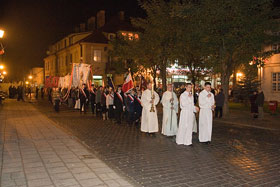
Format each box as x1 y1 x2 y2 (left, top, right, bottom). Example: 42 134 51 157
122 73 134 93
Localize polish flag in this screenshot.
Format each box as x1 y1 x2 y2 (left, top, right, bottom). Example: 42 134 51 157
122 73 134 93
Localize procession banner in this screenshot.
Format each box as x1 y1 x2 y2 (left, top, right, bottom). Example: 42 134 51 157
72 63 91 88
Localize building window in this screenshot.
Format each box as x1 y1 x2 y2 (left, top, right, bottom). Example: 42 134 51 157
70 54 72 63
272 72 280 91
108 33 116 40
94 50 101 62
65 55 68 66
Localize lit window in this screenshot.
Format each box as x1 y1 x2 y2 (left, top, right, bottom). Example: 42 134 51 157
272 72 280 91
128 33 133 40
94 50 101 62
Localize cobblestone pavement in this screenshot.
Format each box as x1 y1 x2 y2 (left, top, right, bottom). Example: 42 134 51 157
31 99 280 187
0 100 134 187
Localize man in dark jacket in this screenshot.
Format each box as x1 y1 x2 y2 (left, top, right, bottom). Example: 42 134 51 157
79 84 89 114
126 89 136 125
95 86 103 117
90 85 96 115
256 90 265 119
215 89 225 118
134 89 142 127
114 85 124 124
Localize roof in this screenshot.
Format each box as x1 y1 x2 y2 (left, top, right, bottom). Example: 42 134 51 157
99 16 139 33
79 30 108 44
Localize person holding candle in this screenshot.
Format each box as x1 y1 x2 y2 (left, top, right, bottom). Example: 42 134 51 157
140 82 160 137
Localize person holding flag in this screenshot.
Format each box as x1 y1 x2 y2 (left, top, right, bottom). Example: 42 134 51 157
126 89 136 125
134 89 142 127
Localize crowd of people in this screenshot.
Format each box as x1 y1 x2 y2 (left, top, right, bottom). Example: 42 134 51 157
11 80 259 147
44 81 227 147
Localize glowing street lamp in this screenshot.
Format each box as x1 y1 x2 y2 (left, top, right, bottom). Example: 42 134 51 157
28 75 33 80
25 81 29 85
0 29 4 38
3 71 6 75
0 65 4 70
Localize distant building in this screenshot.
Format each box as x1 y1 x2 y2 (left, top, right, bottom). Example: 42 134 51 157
30 67 44 87
259 46 280 101
44 10 138 87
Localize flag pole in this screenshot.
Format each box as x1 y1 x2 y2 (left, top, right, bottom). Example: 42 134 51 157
170 76 174 132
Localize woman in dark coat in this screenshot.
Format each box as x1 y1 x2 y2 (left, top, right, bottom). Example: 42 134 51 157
250 91 258 118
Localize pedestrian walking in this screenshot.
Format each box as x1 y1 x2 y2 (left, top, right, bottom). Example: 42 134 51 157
198 82 215 144
215 89 225 118
114 86 125 124
140 82 160 137
79 84 89 114
176 83 199 146
41 87 44 99
101 87 108 120
134 90 142 127
35 87 39 99
250 91 258 118
256 90 265 119
17 85 24 101
95 86 102 117
90 85 96 115
106 87 114 120
52 88 61 112
161 84 178 137
126 89 136 125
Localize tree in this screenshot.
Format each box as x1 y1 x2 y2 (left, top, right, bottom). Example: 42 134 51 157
130 0 180 91
193 0 280 116
235 63 260 105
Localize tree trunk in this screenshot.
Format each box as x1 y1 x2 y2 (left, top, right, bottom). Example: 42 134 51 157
161 61 167 92
221 61 231 117
232 68 237 89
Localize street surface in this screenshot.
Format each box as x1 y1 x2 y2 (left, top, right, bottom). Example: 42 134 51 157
0 100 134 187
29 99 280 187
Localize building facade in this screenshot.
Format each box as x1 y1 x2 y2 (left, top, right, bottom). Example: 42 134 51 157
44 10 138 87
259 52 280 102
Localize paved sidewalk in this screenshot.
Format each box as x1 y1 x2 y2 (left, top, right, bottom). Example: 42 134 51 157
0 100 134 187
214 109 280 131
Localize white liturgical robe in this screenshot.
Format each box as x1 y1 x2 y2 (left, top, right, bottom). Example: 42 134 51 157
161 91 178 136
141 89 160 133
176 91 197 145
198 89 215 142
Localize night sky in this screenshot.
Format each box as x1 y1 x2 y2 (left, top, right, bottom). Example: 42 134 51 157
0 0 142 81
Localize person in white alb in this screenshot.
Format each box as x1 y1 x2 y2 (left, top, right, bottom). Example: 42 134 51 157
141 82 160 137
161 84 178 136
198 82 215 144
176 83 199 146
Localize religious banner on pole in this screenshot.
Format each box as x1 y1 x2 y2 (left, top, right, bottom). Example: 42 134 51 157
72 63 91 88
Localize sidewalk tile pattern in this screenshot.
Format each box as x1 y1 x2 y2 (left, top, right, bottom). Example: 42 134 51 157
0 100 134 187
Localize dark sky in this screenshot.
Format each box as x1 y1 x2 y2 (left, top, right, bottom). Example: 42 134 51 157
0 0 142 81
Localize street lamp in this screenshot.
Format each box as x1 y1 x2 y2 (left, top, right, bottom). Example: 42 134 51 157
0 65 3 70
3 71 6 75
0 30 4 38
28 75 33 80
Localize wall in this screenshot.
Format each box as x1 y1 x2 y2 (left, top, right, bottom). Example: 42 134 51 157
260 53 280 102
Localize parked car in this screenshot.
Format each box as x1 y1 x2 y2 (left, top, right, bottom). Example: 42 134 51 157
0 91 7 104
